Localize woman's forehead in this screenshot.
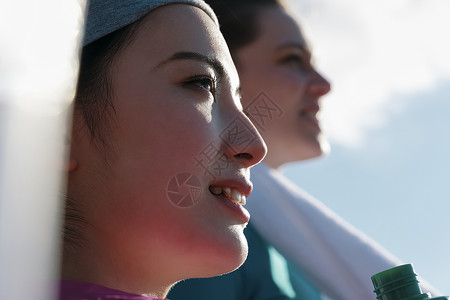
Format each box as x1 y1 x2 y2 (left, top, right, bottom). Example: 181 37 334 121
134 5 230 62
134 5 238 83
114 4 239 92
257 7 308 49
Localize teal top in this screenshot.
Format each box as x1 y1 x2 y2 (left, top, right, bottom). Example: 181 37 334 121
168 224 322 300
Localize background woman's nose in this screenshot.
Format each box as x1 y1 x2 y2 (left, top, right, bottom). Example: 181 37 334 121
307 70 331 96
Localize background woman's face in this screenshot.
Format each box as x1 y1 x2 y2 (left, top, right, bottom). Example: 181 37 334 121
236 6 331 168
68 4 266 293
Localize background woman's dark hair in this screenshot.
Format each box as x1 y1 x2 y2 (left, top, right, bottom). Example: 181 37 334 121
205 0 285 57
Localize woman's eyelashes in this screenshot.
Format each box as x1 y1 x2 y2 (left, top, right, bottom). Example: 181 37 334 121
184 74 217 99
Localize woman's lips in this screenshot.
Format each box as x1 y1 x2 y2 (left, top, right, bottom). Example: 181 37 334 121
209 186 247 205
300 111 319 125
208 178 252 221
298 104 321 128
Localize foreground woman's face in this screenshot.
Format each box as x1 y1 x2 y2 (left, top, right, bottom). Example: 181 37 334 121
237 6 331 168
68 4 266 295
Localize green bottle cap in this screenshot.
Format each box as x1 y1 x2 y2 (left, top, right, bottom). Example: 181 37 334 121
371 264 429 300
371 264 449 300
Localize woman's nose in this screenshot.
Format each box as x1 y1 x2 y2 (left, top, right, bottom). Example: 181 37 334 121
307 70 331 96
220 114 267 168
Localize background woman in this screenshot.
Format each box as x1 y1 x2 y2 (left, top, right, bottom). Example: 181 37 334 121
61 1 266 299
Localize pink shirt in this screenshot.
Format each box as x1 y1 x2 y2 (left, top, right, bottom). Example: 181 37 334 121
59 280 167 300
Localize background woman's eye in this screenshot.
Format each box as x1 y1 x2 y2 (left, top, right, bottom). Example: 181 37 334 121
280 54 308 69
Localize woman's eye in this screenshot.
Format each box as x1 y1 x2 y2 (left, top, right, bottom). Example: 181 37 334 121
186 75 216 93
280 54 308 69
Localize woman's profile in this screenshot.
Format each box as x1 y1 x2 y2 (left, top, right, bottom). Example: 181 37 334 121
60 1 266 299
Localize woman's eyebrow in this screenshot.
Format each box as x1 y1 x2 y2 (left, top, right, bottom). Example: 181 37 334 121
156 51 225 78
276 42 311 56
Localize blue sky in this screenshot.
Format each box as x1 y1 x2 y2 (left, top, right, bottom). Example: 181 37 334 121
284 0 450 295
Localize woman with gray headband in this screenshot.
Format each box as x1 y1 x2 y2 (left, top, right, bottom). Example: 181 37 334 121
60 0 267 299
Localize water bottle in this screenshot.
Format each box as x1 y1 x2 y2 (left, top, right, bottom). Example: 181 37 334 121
371 264 448 300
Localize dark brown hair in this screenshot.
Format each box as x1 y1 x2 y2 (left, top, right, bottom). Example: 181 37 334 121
64 19 144 256
74 19 144 149
205 0 286 57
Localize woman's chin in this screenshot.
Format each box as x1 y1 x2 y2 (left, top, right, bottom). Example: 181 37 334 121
296 135 329 161
197 230 248 277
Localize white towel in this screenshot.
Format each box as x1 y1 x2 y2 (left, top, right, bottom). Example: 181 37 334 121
246 163 441 300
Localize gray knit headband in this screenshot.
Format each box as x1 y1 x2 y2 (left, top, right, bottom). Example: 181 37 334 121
83 0 218 46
